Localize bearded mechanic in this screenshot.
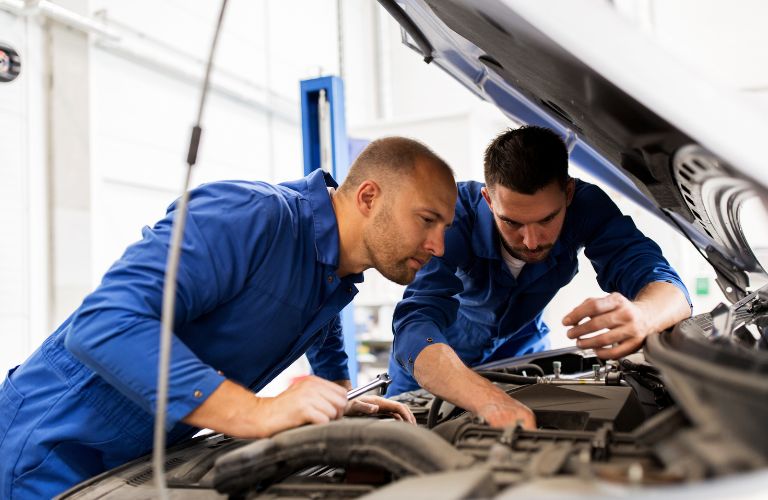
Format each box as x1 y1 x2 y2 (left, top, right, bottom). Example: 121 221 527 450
0 137 457 498
387 126 692 428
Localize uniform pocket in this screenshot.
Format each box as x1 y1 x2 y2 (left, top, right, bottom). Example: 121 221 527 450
11 442 99 498
10 417 145 498
0 367 24 449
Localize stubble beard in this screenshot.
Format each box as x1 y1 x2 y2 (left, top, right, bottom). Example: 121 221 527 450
364 206 415 286
499 233 553 263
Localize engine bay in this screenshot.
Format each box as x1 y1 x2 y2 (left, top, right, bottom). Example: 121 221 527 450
60 309 768 499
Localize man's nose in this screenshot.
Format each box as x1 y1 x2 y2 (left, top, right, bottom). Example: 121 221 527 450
424 227 445 257
521 225 539 249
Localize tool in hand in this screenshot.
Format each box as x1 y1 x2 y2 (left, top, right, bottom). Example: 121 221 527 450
347 373 392 400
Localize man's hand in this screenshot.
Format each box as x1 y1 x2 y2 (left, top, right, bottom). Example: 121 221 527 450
563 282 691 359
183 375 348 439
414 343 536 430
254 375 349 436
476 392 536 429
563 292 650 359
345 395 417 424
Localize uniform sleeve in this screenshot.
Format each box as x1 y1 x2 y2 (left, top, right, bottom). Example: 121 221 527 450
580 185 692 308
391 205 475 376
64 184 283 430
306 315 350 382
392 259 464 375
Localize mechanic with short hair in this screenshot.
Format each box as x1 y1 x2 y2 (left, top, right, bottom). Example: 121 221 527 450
0 137 457 498
387 126 691 429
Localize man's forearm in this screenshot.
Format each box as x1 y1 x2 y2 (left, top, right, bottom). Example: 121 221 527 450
183 376 350 439
182 379 266 438
634 281 691 332
185 378 351 435
413 343 512 415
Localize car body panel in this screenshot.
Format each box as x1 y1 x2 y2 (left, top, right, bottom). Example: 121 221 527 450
387 0 768 295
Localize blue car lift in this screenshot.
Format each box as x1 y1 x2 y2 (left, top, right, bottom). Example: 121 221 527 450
300 76 358 385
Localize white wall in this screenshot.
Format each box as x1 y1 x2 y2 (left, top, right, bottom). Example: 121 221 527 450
2 0 767 378
0 8 48 376
0 0 344 376
88 0 341 282
0 10 32 375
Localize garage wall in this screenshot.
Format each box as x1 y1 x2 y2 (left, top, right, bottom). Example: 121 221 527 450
0 0 503 382
2 0 766 378
0 10 31 375
0 0 345 376
88 0 340 284
0 9 47 376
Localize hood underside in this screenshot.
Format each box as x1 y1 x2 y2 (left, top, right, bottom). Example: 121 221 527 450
380 0 768 301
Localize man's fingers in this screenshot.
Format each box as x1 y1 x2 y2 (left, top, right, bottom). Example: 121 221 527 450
348 400 379 415
370 397 417 424
350 395 417 424
566 313 622 339
519 413 536 431
301 382 348 420
481 397 537 430
563 294 624 326
403 407 417 424
302 406 332 426
310 380 348 411
594 337 643 359
308 395 344 421
574 328 628 350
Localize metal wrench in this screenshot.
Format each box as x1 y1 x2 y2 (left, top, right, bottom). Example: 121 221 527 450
347 373 392 400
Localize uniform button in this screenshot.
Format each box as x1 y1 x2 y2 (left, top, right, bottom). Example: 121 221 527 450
426 337 433 343
327 275 333 283
347 287 352 293
194 390 203 398
217 370 224 376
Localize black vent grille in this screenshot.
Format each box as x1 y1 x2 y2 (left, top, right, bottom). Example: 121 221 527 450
672 145 721 240
125 457 187 487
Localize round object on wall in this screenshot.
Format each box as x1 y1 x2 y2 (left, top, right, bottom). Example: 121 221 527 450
0 43 21 83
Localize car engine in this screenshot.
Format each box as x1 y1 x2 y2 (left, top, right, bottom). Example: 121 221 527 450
60 297 768 499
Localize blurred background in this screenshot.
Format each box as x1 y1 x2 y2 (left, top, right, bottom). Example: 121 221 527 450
2 0 767 391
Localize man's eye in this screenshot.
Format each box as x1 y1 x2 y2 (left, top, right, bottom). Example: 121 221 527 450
503 220 520 228
421 216 434 224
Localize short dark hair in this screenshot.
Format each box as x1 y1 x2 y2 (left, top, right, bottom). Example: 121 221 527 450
483 126 569 194
339 136 453 195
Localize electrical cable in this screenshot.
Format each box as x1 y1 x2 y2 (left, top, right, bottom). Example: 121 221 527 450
152 1 228 497
486 363 545 377
475 371 539 385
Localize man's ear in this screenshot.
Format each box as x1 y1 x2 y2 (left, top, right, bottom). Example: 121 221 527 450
481 186 493 209
356 180 380 216
565 178 576 206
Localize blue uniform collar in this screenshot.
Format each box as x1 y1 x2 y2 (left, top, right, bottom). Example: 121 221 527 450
472 200 501 260
304 169 364 284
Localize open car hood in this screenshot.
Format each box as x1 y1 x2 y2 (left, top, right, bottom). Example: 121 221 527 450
379 0 768 303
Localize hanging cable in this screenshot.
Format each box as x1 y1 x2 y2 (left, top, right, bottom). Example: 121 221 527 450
152 1 229 497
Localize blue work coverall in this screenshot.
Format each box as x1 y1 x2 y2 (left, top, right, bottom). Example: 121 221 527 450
387 179 690 396
0 169 360 498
